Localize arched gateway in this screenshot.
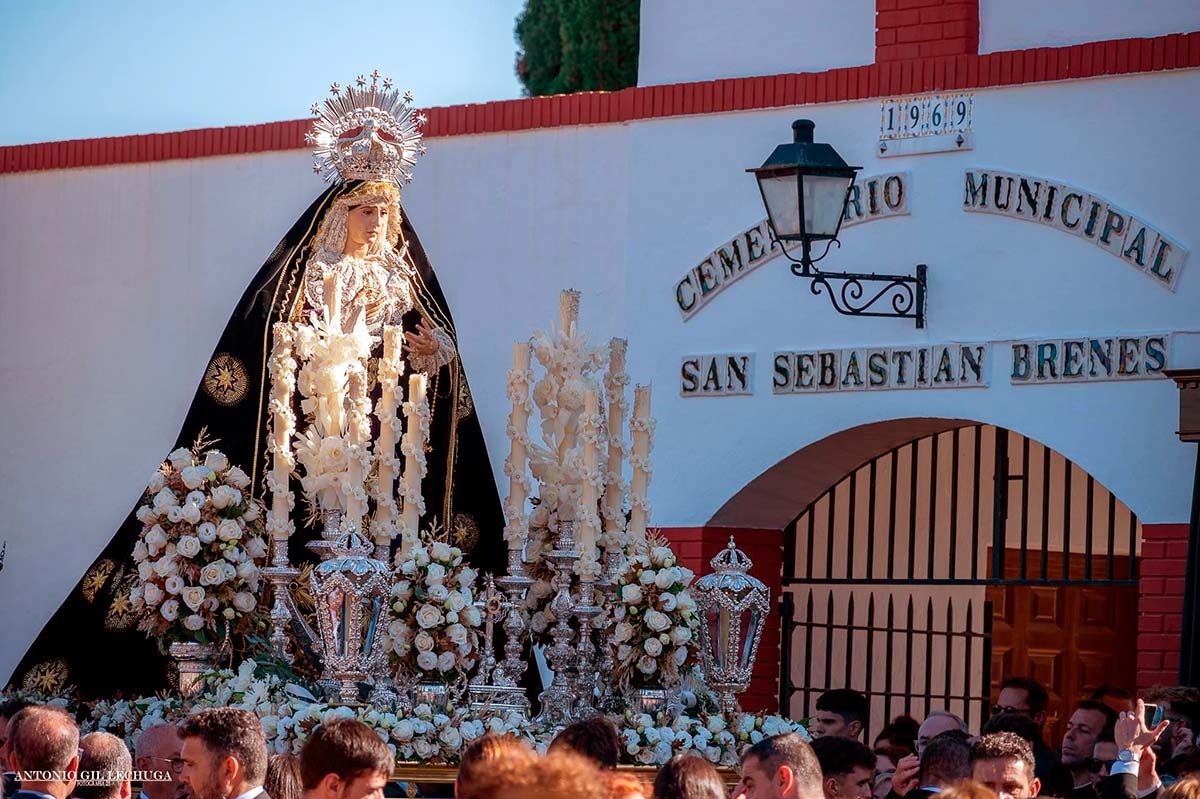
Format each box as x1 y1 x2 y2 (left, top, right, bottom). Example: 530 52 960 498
708 418 1144 744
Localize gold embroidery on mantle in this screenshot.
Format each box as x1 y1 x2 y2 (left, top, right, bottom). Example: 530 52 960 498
203 354 249 407
23 659 68 693
452 513 480 553
104 569 137 631
82 559 117 603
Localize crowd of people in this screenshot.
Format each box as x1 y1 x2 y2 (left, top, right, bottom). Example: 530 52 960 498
0 678 1195 799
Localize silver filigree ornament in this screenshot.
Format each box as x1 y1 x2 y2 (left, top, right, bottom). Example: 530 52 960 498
307 71 427 187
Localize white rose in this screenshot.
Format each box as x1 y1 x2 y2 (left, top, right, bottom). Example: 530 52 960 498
180 465 210 490
659 592 678 612
437 651 457 672
153 557 178 578
457 567 477 588
446 623 468 646
415 604 443 629
132 541 150 562
426 563 446 583
177 535 201 559
614 622 634 643
224 546 244 563
243 536 268 560
137 561 155 582
243 503 261 522
236 560 258 583
130 585 144 607
233 591 257 612
181 586 206 611
416 651 438 671
446 610 459 624
143 582 164 606
225 466 251 488
164 575 185 595
670 627 692 645
439 726 462 749
153 487 179 509
167 506 184 523
447 590 468 612
621 585 643 604
199 562 226 586
160 598 180 621
209 486 233 509
651 545 673 563
223 607 236 620
185 490 206 507
217 519 242 541
204 451 229 472
219 561 237 582
645 610 671 632
463 606 482 627
136 505 158 524
387 620 408 640
676 592 696 614
431 542 452 561
655 570 675 590
617 644 633 661
644 637 664 657
145 525 168 552
428 584 449 602
414 631 435 652
148 471 166 492
640 569 657 586
413 546 430 566
637 655 658 674
167 447 193 469
197 522 218 543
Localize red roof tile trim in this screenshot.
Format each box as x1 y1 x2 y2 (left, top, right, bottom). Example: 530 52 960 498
2 31 1198 175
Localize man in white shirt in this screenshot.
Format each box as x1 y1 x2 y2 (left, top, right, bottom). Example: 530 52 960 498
178 710 268 799
133 725 184 799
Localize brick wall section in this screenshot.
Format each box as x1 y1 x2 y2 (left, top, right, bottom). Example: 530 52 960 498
661 526 785 714
877 0 980 62
1137 523 1190 689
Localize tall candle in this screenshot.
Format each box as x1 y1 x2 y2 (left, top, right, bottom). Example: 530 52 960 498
323 271 341 330
503 341 533 551
344 366 370 529
399 372 429 546
577 388 602 559
266 323 297 541
559 289 580 335
373 326 404 546
602 338 628 550
628 384 653 542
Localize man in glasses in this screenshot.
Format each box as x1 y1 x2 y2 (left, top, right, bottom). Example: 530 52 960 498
993 677 1051 731
133 725 185 799
1062 701 1118 797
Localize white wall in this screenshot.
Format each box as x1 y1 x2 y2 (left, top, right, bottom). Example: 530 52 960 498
2 70 1198 686
980 0 1200 53
638 0 876 86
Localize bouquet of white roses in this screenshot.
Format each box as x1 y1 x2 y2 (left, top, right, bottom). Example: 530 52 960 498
129 442 268 644
384 535 483 684
610 539 700 689
618 709 810 766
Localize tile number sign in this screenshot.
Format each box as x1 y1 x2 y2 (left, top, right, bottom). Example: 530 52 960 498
879 93 974 157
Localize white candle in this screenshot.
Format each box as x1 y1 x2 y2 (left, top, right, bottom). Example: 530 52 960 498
628 384 654 542
323 270 341 331
503 341 533 551
344 366 370 529
399 372 429 547
266 323 297 541
559 288 580 335
602 338 628 552
373 326 404 547
578 389 602 560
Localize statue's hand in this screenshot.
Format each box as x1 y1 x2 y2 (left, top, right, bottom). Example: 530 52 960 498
405 319 442 357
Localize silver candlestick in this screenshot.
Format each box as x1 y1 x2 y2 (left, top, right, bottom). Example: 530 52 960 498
572 570 601 717
595 548 623 712
262 536 299 663
534 521 578 729
494 547 533 697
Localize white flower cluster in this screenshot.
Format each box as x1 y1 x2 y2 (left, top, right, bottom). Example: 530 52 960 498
85 695 184 750
130 447 267 643
619 710 810 767
611 544 699 688
384 539 483 682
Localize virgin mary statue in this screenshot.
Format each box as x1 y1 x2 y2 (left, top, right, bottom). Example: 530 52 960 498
10 76 504 697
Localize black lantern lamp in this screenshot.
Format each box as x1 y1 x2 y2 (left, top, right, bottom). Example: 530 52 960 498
748 119 927 328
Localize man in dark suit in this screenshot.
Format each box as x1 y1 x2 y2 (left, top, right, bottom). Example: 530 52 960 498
7 705 80 799
178 709 268 799
298 718 393 799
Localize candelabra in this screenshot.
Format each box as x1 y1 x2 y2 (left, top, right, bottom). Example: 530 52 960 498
595 548 624 713
261 537 300 663
534 521 580 728
572 569 601 718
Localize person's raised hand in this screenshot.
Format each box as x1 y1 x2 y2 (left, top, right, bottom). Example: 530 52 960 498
892 754 921 797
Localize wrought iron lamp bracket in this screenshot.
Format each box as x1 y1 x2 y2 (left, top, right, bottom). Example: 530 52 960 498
778 237 927 329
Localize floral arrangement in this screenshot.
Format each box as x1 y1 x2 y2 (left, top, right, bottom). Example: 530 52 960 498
383 535 483 684
610 540 700 688
618 710 810 766
129 441 268 645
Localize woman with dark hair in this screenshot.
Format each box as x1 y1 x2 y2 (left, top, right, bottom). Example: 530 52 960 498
265 753 302 799
652 754 726 799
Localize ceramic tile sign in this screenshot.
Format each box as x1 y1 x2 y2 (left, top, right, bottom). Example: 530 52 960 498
1010 334 1169 384
878 93 974 157
963 169 1187 291
675 172 910 320
680 353 754 397
772 344 988 394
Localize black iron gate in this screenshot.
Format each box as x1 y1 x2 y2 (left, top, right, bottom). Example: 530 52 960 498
779 424 1141 738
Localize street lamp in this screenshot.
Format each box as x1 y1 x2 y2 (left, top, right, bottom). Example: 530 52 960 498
748 119 927 327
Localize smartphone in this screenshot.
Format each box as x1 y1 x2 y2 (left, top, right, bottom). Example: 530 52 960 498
1144 703 1163 727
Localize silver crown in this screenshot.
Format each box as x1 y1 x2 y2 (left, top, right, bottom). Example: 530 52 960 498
307 70 427 186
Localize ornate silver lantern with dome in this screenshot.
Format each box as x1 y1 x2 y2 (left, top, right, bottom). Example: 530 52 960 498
691 537 771 715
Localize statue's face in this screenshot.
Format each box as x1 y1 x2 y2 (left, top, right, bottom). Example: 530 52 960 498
344 202 389 252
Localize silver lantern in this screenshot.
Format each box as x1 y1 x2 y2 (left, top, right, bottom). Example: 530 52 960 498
310 527 393 705
692 537 771 715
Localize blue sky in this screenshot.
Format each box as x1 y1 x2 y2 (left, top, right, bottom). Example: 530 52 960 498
0 0 528 146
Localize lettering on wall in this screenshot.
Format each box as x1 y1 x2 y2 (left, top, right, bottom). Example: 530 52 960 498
963 169 1187 291
675 172 911 320
771 344 988 394
1010 334 1170 384
680 353 754 397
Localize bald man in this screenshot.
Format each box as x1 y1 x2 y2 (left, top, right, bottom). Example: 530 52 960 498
76 732 132 799
8 706 80 799
133 726 185 799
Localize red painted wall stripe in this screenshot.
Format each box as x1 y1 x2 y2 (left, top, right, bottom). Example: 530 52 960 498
1 31 1198 176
